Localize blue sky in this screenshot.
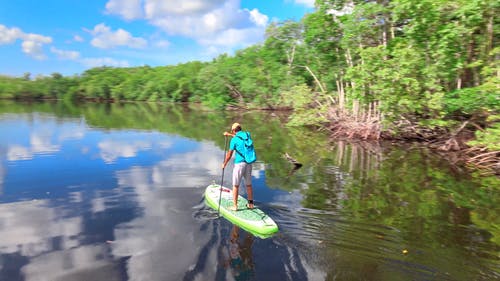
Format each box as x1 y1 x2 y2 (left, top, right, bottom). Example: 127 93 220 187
0 0 314 77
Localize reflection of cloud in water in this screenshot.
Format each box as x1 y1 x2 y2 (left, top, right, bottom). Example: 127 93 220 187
111 153 323 280
7 132 60 161
0 199 122 280
152 141 221 188
92 195 106 213
58 125 86 141
7 145 33 160
272 189 304 209
110 142 223 280
3 113 87 161
251 162 264 179
109 141 278 280
0 163 4 195
0 200 81 256
98 139 153 163
30 134 60 154
21 245 119 281
69 191 83 203
111 192 214 281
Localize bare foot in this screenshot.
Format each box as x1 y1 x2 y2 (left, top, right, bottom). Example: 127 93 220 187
229 206 238 211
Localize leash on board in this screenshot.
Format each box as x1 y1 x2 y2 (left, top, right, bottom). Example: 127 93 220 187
217 136 228 217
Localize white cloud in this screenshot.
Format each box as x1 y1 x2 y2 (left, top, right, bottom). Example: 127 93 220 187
294 0 315 8
143 0 226 18
73 35 84 42
81 57 130 68
148 1 261 36
50 47 80 60
22 33 52 44
248 8 268 26
202 45 222 57
105 0 269 50
0 24 52 60
21 41 47 60
105 0 144 20
90 23 147 49
154 39 170 48
198 26 264 47
0 25 23 44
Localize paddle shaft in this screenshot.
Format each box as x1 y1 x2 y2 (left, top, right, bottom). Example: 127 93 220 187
217 136 228 216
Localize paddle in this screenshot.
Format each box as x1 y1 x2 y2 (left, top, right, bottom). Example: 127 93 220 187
217 136 228 216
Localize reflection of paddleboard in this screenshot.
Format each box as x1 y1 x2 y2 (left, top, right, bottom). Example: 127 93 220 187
205 184 279 237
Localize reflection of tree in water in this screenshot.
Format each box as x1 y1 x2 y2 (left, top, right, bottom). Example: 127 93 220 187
224 225 255 281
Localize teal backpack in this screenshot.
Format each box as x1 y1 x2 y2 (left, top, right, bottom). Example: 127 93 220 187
235 132 257 164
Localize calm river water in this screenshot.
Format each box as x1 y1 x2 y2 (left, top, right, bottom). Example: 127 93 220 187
0 100 498 281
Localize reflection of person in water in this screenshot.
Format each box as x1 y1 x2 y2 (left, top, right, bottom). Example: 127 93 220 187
225 225 255 280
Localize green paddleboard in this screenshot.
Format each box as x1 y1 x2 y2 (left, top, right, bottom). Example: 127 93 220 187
204 184 279 237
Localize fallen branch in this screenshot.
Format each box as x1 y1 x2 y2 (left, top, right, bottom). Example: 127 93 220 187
284 152 302 164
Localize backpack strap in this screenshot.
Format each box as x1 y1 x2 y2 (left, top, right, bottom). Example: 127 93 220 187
233 132 248 161
236 132 249 141
234 147 244 159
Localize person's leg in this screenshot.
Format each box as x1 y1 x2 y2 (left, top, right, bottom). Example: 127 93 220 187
244 164 254 209
246 184 253 209
231 163 243 211
231 185 239 211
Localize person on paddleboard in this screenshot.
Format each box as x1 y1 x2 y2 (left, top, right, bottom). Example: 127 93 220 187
222 122 255 211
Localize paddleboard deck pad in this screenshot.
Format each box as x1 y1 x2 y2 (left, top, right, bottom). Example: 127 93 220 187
204 184 278 237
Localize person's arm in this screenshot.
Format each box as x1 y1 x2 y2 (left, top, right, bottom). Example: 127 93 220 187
222 133 235 169
222 150 234 169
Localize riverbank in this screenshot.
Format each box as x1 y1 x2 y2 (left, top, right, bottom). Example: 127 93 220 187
322 114 499 176
228 101 499 176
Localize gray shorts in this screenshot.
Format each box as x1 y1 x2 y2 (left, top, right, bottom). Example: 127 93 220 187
232 162 252 187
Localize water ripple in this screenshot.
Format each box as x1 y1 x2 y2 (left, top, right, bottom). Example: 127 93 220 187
266 204 495 281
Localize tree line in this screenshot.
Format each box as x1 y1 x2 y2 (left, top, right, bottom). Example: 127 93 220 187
0 0 498 173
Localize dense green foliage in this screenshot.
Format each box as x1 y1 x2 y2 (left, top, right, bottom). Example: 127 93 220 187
0 0 498 149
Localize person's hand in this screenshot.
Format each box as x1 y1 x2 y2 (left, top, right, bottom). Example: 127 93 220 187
221 163 226 169
223 132 232 136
